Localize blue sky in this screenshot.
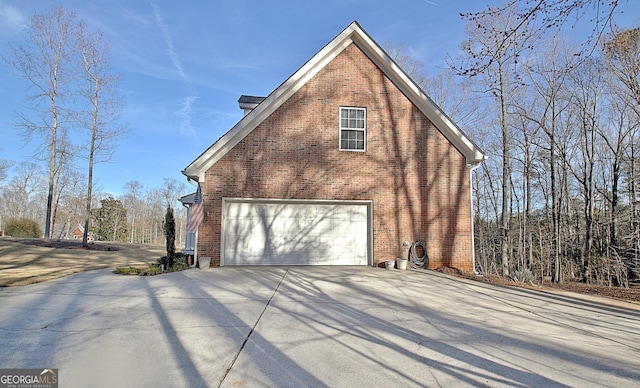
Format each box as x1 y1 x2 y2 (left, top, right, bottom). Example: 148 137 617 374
0 0 638 196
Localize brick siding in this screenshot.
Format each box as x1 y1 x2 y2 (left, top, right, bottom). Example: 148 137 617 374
197 42 474 272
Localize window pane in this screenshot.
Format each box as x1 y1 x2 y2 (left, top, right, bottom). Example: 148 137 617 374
340 108 365 150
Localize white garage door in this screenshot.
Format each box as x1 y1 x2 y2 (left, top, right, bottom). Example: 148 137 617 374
222 199 371 266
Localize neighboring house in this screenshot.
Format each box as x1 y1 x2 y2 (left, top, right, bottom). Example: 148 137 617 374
70 226 94 242
181 21 484 272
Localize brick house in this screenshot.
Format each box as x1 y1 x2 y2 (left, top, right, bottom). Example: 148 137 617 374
70 225 93 242
181 21 484 272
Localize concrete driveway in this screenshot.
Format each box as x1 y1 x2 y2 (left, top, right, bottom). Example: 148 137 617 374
1 267 639 387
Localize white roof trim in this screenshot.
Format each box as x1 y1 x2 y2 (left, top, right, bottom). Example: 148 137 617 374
183 21 484 182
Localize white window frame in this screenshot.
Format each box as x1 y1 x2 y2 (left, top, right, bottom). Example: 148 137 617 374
339 107 366 152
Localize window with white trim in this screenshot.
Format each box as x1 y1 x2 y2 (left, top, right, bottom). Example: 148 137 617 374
339 107 366 151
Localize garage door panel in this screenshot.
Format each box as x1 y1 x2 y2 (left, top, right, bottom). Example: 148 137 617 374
223 200 369 266
352 220 368 233
224 235 265 258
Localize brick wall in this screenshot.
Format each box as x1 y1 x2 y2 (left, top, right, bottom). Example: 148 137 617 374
198 42 474 272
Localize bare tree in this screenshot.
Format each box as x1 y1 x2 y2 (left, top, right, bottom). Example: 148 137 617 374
54 169 87 239
518 37 576 282
603 29 640 245
455 6 533 277
123 181 144 243
383 42 482 130
383 41 427 87
3 7 80 239
567 56 605 281
160 178 186 209
422 70 483 130
0 157 12 183
603 28 640 107
76 20 125 247
509 101 541 274
602 27 640 279
159 178 187 247
0 162 46 223
142 188 165 245
457 0 620 75
0 156 12 231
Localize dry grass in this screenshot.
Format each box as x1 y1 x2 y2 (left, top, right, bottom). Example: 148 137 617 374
0 238 165 286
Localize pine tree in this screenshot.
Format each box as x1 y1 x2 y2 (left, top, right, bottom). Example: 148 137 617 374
163 205 176 268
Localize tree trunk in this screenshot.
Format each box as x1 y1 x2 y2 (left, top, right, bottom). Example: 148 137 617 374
499 63 511 277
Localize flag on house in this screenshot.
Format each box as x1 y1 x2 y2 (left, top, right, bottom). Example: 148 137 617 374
187 183 204 233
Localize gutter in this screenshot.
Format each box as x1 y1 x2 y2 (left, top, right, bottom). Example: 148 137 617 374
183 172 200 186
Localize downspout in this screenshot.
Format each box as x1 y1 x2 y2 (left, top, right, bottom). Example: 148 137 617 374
193 227 199 268
469 163 482 275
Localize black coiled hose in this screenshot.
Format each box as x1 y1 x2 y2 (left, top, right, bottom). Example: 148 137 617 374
409 241 428 269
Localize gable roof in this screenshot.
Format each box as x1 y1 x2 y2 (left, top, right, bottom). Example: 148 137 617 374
182 21 485 182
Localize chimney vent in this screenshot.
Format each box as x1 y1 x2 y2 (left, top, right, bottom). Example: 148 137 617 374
238 95 266 116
